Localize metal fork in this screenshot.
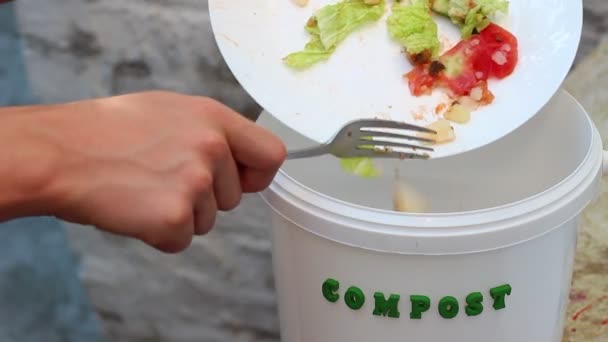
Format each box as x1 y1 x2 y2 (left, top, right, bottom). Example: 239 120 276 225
286 119 437 160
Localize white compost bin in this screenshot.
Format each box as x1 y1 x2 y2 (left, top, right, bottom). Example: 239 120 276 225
259 89 606 342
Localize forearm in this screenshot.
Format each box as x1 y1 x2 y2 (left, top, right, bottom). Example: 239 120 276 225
0 106 63 221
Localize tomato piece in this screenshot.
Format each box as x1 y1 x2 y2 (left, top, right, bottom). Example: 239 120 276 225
438 49 478 96
406 65 438 96
403 23 518 99
476 23 518 79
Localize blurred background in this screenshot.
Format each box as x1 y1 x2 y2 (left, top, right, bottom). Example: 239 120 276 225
1 0 607 341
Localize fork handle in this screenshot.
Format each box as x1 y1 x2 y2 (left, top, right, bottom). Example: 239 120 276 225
286 145 330 160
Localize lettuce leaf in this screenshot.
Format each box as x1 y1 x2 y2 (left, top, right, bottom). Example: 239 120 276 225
315 0 386 49
340 157 379 178
461 0 509 38
431 0 509 38
387 0 439 56
283 36 336 69
284 0 386 69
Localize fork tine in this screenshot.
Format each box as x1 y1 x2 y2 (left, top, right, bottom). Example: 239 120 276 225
360 130 436 143
353 148 431 160
351 119 437 134
358 139 434 152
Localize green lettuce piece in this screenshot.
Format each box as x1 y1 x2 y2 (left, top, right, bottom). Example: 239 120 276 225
284 0 385 69
461 0 508 37
283 37 336 69
387 1 439 56
431 0 509 38
315 0 386 49
340 157 379 178
431 0 450 14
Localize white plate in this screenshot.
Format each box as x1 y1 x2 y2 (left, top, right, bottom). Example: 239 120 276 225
209 0 582 159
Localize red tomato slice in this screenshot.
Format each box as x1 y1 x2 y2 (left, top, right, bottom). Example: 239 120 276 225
438 41 482 96
476 23 519 79
404 23 518 98
406 66 438 96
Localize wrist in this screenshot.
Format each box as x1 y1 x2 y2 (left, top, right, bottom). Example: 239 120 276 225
0 107 66 219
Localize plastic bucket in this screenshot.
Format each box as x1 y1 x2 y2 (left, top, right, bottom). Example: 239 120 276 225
258 89 606 341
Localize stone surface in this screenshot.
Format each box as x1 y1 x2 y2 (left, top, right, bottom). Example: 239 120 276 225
15 0 261 119
11 0 608 340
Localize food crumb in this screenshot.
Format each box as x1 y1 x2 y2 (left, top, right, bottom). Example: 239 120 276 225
411 105 430 121
393 170 429 213
411 111 425 121
439 35 455 54
434 103 448 115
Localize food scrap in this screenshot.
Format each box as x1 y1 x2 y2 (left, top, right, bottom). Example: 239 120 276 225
434 102 448 115
443 102 470 123
420 118 456 144
292 0 309 7
405 22 516 138
431 0 509 38
393 169 429 213
287 0 518 158
340 157 380 178
284 0 386 69
387 0 440 64
406 23 517 100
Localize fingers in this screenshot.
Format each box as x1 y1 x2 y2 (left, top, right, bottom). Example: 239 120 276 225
200 98 286 174
225 119 287 173
210 103 286 193
194 190 218 235
228 122 285 193
143 195 195 254
153 220 195 254
239 166 280 193
210 142 242 211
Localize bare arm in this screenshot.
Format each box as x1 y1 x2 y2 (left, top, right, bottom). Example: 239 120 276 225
0 91 286 253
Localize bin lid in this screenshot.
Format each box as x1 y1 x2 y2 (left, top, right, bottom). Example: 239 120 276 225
209 0 582 159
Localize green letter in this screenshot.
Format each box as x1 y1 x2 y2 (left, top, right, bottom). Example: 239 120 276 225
322 278 340 303
438 296 459 319
373 292 401 318
490 284 512 310
465 292 484 317
410 295 431 319
345 286 365 310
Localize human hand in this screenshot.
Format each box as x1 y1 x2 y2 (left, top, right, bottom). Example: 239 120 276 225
36 91 285 253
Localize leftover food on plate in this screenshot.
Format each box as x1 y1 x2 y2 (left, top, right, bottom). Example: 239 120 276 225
283 0 386 69
286 0 517 144
289 0 517 179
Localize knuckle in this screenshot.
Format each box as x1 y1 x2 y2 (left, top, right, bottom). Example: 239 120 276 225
183 164 213 194
162 197 192 229
195 133 230 161
218 192 242 211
